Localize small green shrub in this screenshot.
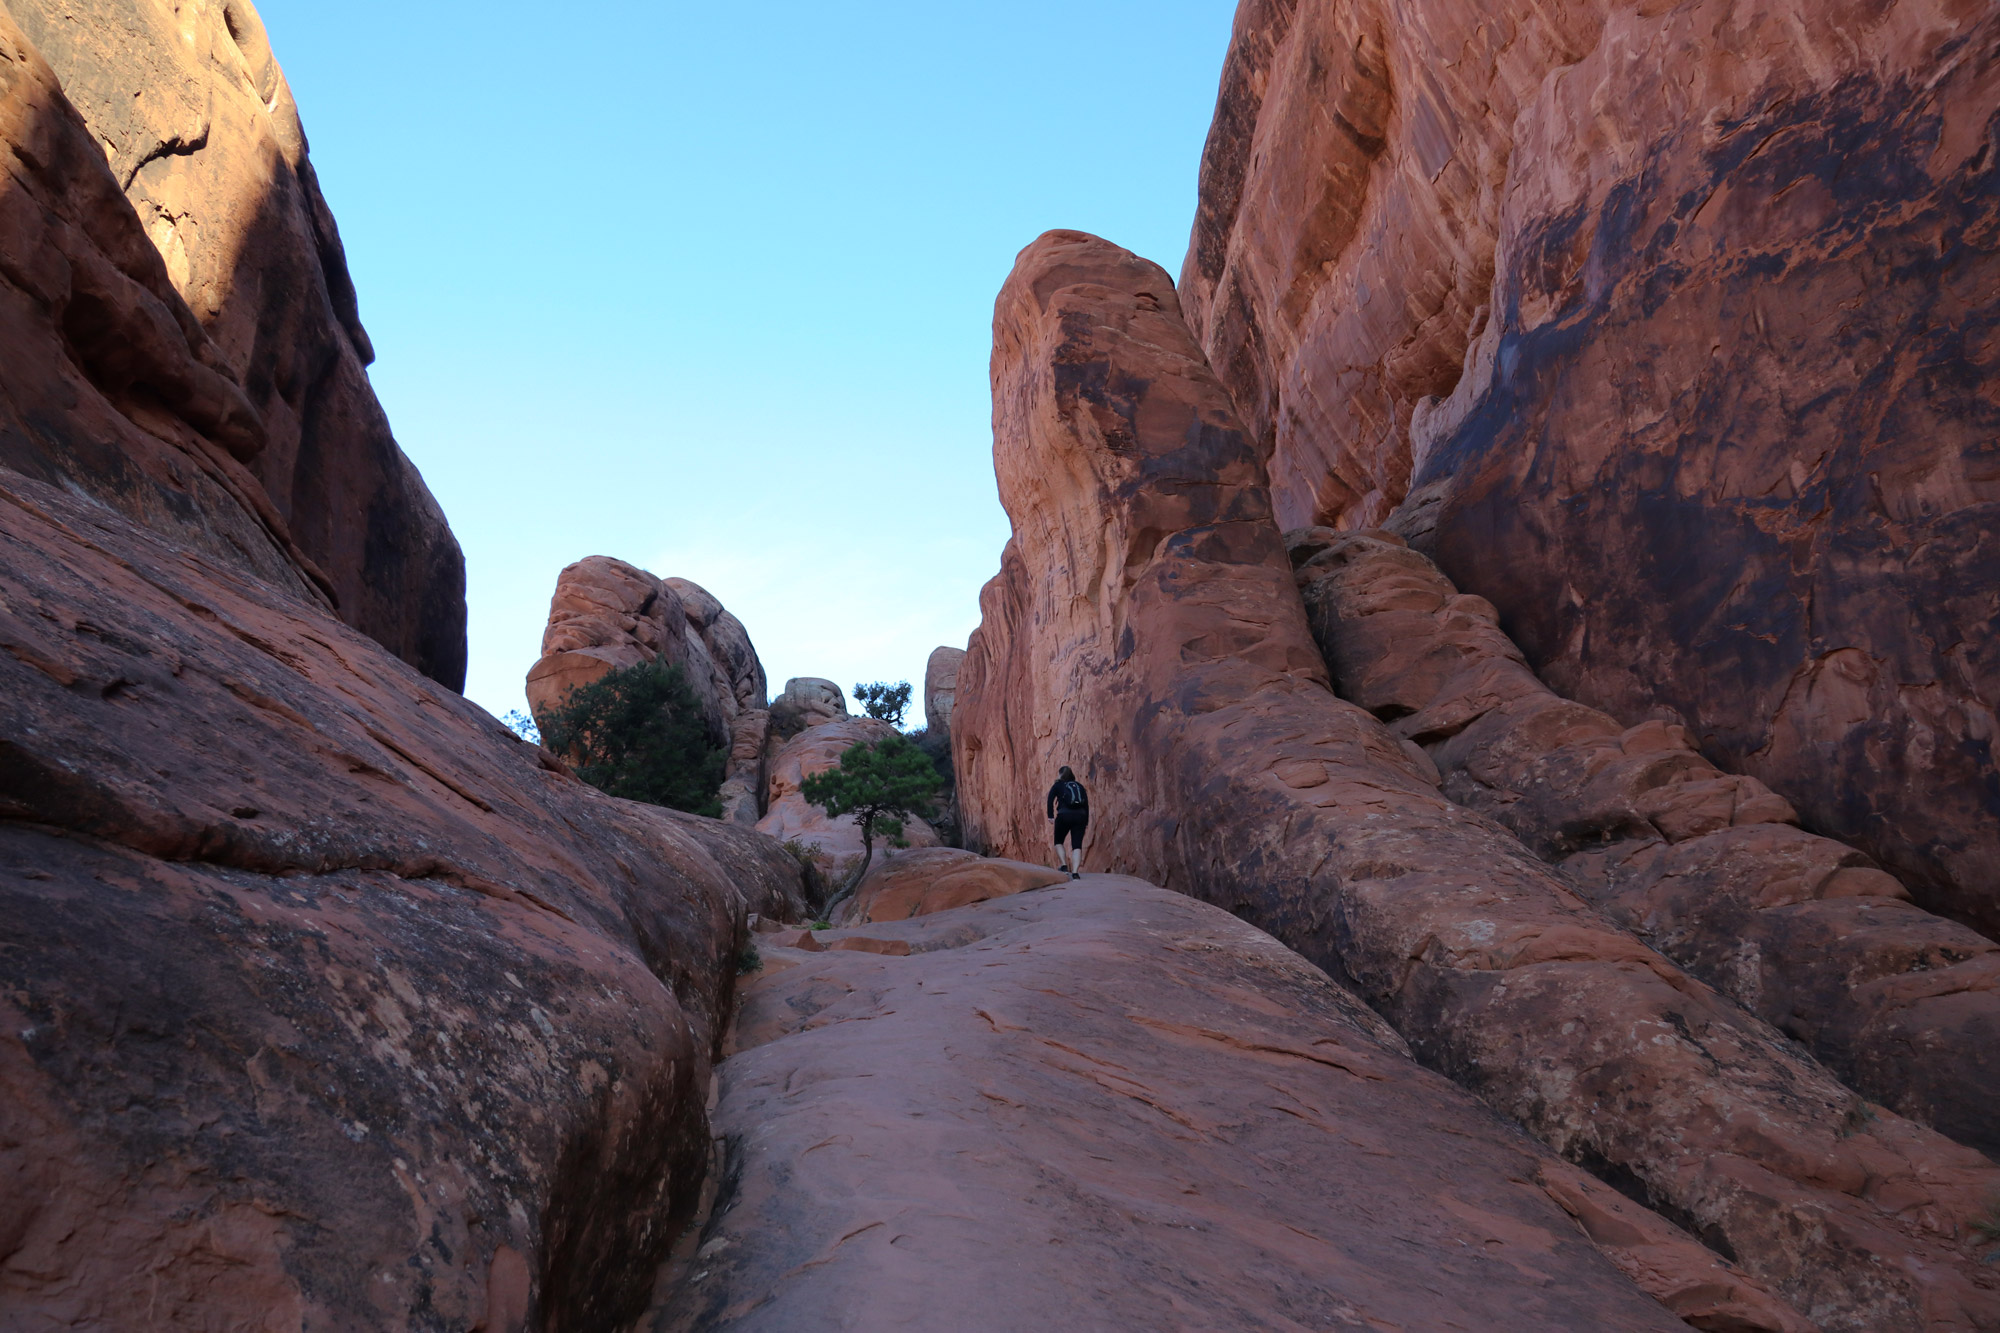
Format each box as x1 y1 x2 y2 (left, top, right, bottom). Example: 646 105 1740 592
538 659 727 817
735 943 763 974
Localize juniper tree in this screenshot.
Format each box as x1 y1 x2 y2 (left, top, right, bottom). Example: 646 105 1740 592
800 732 943 901
852 680 912 726
538 659 726 817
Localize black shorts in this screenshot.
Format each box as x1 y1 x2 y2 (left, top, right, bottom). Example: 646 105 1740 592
1052 811 1088 848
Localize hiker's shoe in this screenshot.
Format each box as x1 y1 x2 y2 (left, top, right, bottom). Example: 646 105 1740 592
1070 871 1080 880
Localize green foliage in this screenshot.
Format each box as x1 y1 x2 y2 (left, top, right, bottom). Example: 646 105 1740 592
735 943 763 974
904 726 954 788
800 732 944 896
1975 1198 2000 1263
853 680 912 726
502 709 542 744
539 659 727 817
811 920 831 931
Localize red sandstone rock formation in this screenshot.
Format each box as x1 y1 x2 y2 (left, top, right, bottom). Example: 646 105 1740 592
845 845 1064 922
0 466 808 1327
1179 0 2000 939
1293 525 2000 1159
923 645 964 736
769 675 849 735
649 875 1807 1332
527 555 769 822
8 0 466 687
953 229 2000 1328
0 14 807 1323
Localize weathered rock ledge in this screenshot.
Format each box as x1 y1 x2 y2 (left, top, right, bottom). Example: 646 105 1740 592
1293 525 2000 1161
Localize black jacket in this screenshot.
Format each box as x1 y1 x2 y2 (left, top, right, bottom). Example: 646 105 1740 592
1046 778 1088 818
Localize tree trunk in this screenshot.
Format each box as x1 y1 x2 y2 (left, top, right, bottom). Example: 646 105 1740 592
827 814 876 914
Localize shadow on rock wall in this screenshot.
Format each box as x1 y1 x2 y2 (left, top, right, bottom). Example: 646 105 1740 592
1181 0 2000 941
8 0 467 688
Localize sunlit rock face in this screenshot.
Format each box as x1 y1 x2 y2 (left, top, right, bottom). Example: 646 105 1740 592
1178 0 2000 940
0 11 806 1326
952 229 2000 1329
7 0 466 687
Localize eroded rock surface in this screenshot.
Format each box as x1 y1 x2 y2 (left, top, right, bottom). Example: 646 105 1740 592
923 645 963 737
8 0 466 686
0 464 808 1328
651 877 1806 1333
769 676 848 738
1293 525 2000 1159
953 229 2000 1328
844 845 1064 923
527 556 770 820
1180 0 2000 938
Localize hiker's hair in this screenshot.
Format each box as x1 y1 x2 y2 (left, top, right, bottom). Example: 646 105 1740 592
1058 765 1075 780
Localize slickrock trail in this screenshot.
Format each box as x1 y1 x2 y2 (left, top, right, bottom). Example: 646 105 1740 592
1293 526 2000 1160
3 0 1996 1325
648 863 1805 1332
952 230 2000 1329
1181 0 2000 941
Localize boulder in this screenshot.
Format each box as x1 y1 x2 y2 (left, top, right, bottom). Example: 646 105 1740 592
754 717 940 880
951 229 2000 1327
769 676 849 739
847 847 1067 923
1293 526 2000 1157
663 577 767 715
7 0 466 687
1179 0 2000 939
527 556 697 722
526 558 771 815
649 878 1806 1333
923 645 964 737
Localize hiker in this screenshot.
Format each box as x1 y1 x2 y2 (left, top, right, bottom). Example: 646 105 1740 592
1046 766 1089 880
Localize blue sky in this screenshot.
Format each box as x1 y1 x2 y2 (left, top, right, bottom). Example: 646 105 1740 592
256 1 1238 721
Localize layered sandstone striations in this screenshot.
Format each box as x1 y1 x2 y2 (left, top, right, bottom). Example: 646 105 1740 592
1180 0 2000 937
953 230 2000 1328
1292 526 2000 1158
0 14 807 1325
652 874 1804 1333
527 555 770 822
8 0 466 686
